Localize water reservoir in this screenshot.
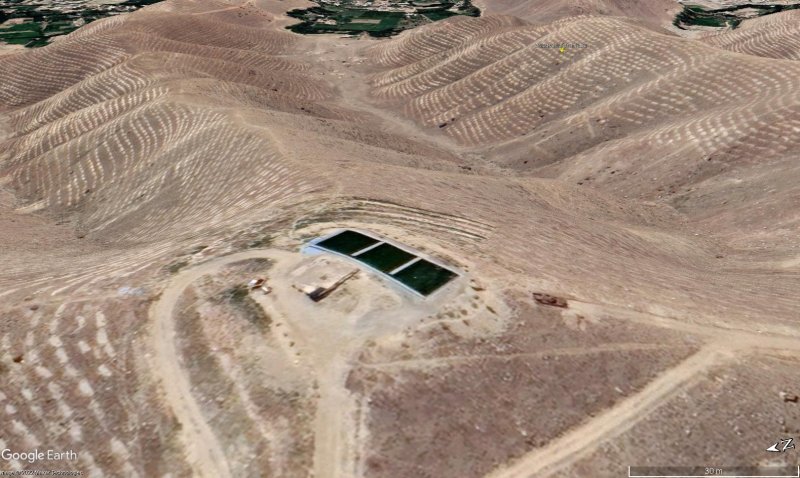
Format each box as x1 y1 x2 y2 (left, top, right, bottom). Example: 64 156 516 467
309 229 459 296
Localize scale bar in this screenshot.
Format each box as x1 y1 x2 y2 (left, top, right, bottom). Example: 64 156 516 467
628 466 800 478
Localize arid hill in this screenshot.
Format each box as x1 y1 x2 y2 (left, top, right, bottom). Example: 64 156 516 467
0 1 798 477
701 9 800 60
367 14 800 257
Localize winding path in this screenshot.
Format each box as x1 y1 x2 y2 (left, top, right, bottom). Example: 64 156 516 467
148 248 366 478
485 301 800 478
485 344 731 478
149 251 800 478
149 250 274 478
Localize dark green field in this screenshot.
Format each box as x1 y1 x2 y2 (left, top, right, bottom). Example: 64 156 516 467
287 0 479 37
674 3 800 30
0 0 163 48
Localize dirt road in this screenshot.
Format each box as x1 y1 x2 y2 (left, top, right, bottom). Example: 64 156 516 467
148 248 401 478
485 344 731 478
149 251 800 478
149 250 277 478
485 301 800 478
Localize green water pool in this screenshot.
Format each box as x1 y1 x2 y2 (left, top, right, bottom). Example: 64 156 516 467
316 230 378 255
392 259 457 296
311 230 458 296
355 243 416 273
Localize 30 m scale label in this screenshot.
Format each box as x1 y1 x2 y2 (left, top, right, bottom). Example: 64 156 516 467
628 466 800 477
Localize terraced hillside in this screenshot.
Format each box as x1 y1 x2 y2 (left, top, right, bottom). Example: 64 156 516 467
366 14 800 257
1 1 799 477
701 9 800 60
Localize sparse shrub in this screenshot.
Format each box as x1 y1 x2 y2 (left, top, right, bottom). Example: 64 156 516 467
222 284 250 303
247 235 274 248
167 260 189 274
189 245 208 254
221 285 272 330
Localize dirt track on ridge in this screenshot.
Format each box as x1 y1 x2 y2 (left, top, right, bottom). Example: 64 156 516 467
149 250 276 478
486 301 800 478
